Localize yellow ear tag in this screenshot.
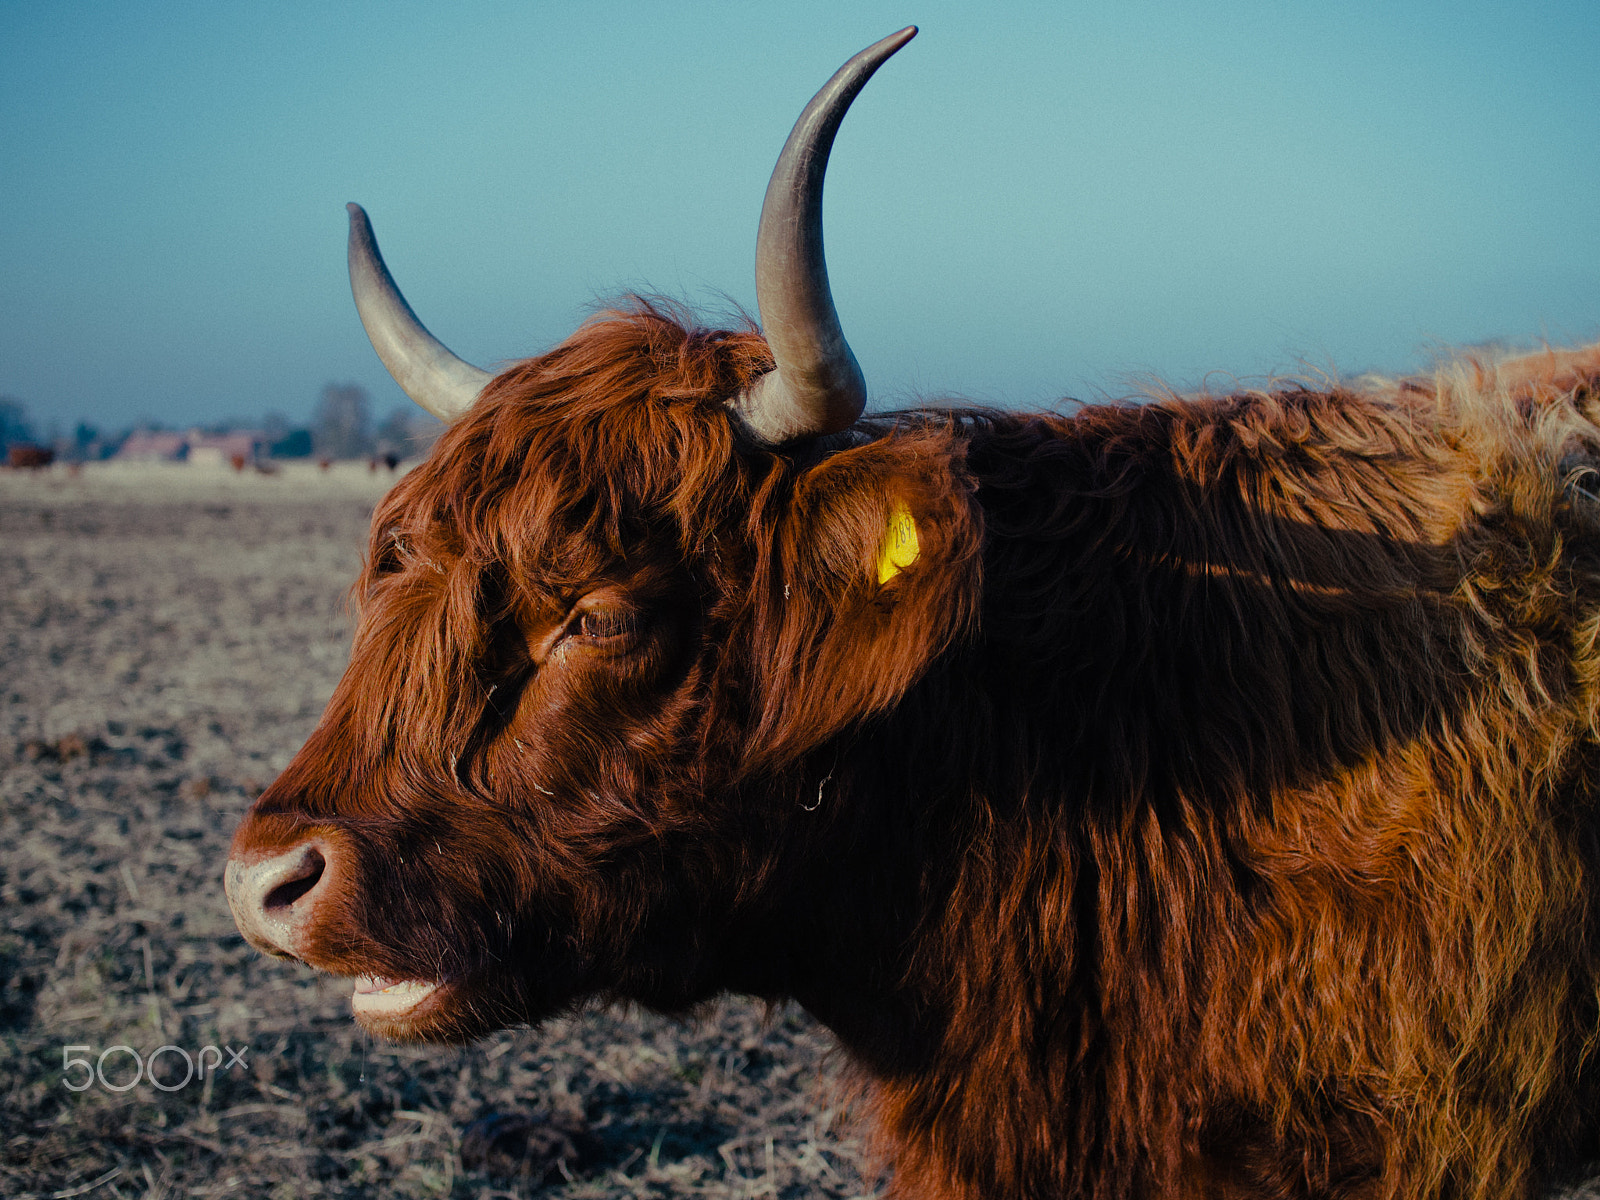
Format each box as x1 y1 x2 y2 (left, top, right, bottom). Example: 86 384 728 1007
876 500 921 585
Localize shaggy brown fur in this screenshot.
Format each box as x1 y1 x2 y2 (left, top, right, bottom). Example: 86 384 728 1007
231 302 1600 1199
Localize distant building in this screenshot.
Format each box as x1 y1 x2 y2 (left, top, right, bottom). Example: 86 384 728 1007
187 431 268 468
115 431 190 462
114 429 269 467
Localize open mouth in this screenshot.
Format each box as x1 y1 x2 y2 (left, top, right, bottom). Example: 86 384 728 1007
350 976 442 1018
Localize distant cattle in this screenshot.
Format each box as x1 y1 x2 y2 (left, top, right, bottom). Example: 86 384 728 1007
6 444 54 469
227 29 1600 1200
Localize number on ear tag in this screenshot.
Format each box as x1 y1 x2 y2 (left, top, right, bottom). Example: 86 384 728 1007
876 500 921 585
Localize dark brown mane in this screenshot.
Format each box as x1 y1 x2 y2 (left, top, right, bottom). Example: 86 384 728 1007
380 299 768 560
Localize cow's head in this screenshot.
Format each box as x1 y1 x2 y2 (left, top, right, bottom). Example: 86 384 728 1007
226 28 980 1041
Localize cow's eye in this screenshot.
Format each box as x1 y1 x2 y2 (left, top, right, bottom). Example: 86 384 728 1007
577 607 638 641
376 528 409 574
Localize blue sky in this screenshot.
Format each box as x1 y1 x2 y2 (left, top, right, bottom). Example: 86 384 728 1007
3 0 1599 432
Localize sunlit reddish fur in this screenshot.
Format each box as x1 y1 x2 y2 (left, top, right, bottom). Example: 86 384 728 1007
232 304 1600 1199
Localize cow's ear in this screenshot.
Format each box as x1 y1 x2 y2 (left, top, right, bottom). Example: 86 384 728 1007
743 426 982 769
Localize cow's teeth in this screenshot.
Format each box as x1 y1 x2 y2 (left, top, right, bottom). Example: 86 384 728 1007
350 976 440 1017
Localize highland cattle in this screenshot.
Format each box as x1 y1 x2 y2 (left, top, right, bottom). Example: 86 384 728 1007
227 28 1600 1199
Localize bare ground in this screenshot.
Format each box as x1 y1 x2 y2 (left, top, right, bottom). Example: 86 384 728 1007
0 463 873 1200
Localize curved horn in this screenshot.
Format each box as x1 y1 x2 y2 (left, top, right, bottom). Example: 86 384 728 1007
729 26 917 445
346 203 492 422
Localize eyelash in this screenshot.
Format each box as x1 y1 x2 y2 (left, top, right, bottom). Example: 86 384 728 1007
377 529 409 572
577 609 636 640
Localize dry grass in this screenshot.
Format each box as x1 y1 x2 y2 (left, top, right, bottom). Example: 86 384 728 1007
0 462 874 1200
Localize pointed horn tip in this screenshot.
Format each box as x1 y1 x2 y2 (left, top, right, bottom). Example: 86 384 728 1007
345 204 373 247
857 26 917 67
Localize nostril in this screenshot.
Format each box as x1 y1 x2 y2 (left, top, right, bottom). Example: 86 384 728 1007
225 841 335 959
263 846 325 912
